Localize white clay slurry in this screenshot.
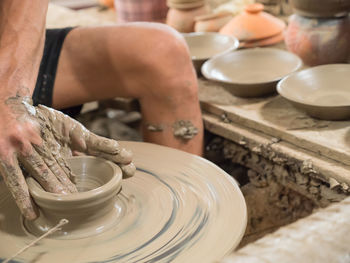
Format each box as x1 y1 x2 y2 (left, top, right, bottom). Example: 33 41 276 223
0 141 247 263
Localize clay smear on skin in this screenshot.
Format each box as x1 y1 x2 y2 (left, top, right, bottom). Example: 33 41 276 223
146 121 199 140
173 120 199 140
146 124 164 132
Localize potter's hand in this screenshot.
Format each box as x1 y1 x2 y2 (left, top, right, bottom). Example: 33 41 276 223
35 104 135 178
0 99 135 221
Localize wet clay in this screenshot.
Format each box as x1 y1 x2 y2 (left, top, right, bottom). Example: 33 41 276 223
146 123 164 132
172 120 199 140
0 102 135 221
25 156 123 239
0 141 246 263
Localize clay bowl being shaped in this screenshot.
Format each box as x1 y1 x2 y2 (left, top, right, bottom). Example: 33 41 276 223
183 32 239 73
277 64 350 120
25 156 122 239
202 48 303 97
290 0 350 18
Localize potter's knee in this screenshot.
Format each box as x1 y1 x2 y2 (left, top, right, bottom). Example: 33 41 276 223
144 27 196 94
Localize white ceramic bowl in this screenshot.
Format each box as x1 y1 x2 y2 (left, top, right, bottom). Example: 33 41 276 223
277 64 350 120
183 32 239 73
202 48 302 97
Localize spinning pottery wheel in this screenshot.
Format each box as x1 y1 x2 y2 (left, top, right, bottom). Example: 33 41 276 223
0 142 247 263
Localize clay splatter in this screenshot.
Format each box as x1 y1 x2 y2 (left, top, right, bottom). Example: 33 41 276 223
172 120 198 140
146 124 164 132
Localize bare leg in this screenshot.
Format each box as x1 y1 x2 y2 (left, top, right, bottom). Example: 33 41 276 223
53 23 203 155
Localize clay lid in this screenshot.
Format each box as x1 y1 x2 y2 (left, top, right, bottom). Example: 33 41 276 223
240 31 284 48
219 3 286 41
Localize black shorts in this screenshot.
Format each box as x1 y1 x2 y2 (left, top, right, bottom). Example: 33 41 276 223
33 27 82 117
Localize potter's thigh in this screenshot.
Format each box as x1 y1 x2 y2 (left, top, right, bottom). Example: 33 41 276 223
52 23 184 109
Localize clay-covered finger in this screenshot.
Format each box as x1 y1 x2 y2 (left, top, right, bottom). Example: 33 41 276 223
19 148 73 194
120 162 136 178
37 105 133 165
88 147 133 165
84 134 121 155
72 131 133 165
33 144 77 193
0 157 38 220
54 154 77 184
33 115 78 193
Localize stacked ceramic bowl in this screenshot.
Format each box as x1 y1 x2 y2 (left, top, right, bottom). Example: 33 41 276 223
166 0 209 32
219 3 286 48
284 0 350 66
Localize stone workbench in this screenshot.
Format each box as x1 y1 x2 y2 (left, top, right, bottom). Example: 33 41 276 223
199 78 350 202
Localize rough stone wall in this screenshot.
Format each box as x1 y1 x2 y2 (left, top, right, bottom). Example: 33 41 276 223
205 134 348 245
205 136 348 207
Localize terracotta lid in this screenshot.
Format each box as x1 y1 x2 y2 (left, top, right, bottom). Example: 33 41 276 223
240 31 284 48
219 3 286 41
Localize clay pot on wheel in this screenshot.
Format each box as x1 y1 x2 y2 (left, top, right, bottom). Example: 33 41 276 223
25 156 123 239
285 14 350 66
166 5 209 32
290 0 350 18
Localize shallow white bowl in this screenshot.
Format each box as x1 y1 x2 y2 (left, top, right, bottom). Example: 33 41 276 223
277 64 350 120
183 32 239 73
202 48 302 97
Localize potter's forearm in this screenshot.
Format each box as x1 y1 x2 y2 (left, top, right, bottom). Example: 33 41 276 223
0 0 48 101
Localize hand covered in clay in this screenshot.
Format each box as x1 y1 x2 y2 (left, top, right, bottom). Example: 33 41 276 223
0 97 135 220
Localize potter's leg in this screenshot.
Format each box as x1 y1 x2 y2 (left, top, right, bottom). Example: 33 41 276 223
53 24 203 155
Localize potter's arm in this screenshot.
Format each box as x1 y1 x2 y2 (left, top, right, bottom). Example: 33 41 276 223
0 0 48 100
0 0 135 222
0 0 55 220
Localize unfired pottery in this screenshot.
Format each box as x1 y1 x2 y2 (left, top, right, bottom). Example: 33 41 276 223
183 32 239 73
277 64 350 120
194 12 233 32
202 48 302 97
166 5 209 33
290 0 350 18
25 156 122 239
0 141 247 263
284 14 350 66
219 3 286 41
